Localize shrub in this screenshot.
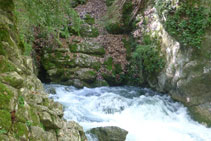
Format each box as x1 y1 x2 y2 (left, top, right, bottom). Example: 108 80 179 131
132 35 165 75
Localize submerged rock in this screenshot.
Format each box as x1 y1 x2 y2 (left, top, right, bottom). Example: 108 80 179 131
88 126 128 141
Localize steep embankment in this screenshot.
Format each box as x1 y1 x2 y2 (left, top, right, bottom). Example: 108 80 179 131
0 0 86 140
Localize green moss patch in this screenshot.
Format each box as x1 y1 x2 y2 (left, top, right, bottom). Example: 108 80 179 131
0 83 14 110
0 56 17 73
0 110 12 131
14 122 29 139
104 57 113 71
80 25 99 37
84 14 95 25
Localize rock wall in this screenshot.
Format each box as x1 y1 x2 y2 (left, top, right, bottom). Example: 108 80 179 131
133 0 211 126
0 0 87 140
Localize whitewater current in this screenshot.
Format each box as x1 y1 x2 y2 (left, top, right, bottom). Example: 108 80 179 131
45 84 211 141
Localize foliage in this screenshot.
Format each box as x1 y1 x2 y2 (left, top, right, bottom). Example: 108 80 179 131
84 14 95 25
70 0 87 8
18 96 24 107
105 1 134 34
14 0 82 55
159 2 211 49
122 1 133 29
26 121 32 127
106 0 115 7
104 57 113 71
68 8 83 36
132 35 165 75
0 129 7 135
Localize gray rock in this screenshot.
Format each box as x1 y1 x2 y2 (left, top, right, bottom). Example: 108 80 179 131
88 126 128 141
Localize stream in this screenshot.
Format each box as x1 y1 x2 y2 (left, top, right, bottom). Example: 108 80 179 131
45 84 211 141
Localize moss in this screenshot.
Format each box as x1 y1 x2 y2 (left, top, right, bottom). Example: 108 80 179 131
0 56 17 73
92 62 101 70
29 108 40 126
1 74 23 88
84 14 95 25
80 26 99 37
105 22 124 34
0 110 12 131
0 0 14 13
69 44 78 52
42 98 50 107
0 24 10 43
13 122 29 139
106 0 115 7
88 71 97 77
15 106 28 123
0 83 14 110
113 64 122 74
104 57 113 71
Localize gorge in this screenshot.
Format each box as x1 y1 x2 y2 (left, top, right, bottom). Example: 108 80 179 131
0 0 211 140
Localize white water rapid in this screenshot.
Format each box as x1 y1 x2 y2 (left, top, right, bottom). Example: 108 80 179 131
45 84 211 141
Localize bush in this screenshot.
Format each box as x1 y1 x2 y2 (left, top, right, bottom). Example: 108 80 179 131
132 35 165 75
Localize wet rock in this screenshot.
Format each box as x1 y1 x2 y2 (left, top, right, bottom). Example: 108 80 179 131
88 126 128 141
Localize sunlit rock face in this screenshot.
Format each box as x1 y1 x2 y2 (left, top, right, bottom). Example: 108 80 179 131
0 0 87 140
133 0 211 126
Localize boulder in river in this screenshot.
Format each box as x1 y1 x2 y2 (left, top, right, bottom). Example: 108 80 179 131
88 126 128 141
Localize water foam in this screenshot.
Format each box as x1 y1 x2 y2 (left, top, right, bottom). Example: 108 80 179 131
45 84 211 141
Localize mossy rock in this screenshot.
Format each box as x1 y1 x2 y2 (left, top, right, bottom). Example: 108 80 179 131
29 108 41 126
80 25 99 37
189 105 211 127
104 57 113 71
0 82 14 110
75 68 97 82
15 106 29 123
13 122 29 139
0 56 17 73
0 110 12 131
69 42 105 55
0 72 24 88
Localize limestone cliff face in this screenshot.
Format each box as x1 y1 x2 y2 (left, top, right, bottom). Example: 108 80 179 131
0 0 87 140
133 0 211 125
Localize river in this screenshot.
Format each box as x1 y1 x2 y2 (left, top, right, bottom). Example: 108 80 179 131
45 84 211 141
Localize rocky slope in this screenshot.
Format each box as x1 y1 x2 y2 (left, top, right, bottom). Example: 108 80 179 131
132 0 211 126
0 0 87 140
40 0 129 87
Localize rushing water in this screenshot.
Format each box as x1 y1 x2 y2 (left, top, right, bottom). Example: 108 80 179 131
45 84 211 141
